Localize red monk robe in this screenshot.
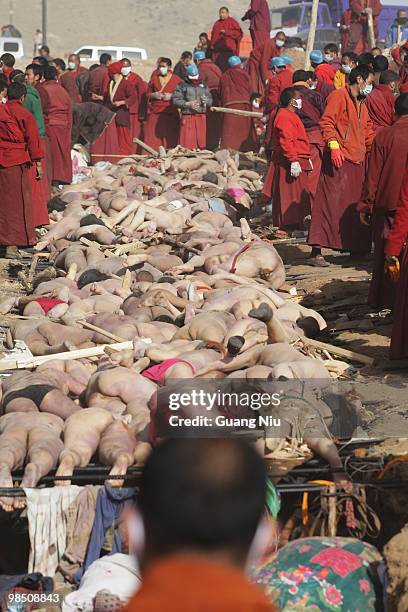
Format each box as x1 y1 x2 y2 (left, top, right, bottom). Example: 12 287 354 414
348 0 382 53
198 59 222 149
308 87 374 254
384 171 408 359
88 64 119 163
219 66 258 151
60 66 88 103
0 101 44 246
144 70 182 151
266 107 312 228
260 39 282 84
358 114 408 309
126 72 147 150
211 17 243 72
264 68 293 114
364 84 396 134
245 47 264 96
105 74 138 156
242 0 271 49
39 80 72 185
315 63 336 84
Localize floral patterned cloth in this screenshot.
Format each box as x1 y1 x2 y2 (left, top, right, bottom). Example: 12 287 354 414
251 536 384 611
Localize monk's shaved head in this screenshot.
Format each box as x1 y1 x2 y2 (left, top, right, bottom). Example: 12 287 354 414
396 93 408 116
379 70 399 85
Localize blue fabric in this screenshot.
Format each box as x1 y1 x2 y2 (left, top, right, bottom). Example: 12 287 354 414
281 55 293 65
228 55 242 67
74 485 135 584
194 51 206 61
186 63 199 77
386 23 408 46
310 50 324 65
271 57 285 68
208 198 226 213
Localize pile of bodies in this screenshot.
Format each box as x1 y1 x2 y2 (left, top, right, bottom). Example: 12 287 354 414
0 148 347 511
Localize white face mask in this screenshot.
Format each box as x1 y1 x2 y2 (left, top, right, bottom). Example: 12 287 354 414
293 98 302 109
1 97 6 104
276 39 285 48
324 54 333 62
360 83 373 96
159 66 168 76
309 82 317 90
121 66 131 76
252 100 260 109
68 62 76 70
342 64 352 74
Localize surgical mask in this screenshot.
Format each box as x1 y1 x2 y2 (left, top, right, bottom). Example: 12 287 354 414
293 98 302 109
309 82 317 90
1 97 6 104
360 83 373 96
68 62 76 70
121 66 131 76
324 54 333 62
252 100 260 109
276 39 285 48
159 66 168 76
342 64 351 74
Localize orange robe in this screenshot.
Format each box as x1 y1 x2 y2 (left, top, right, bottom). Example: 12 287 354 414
210 17 243 72
144 71 182 150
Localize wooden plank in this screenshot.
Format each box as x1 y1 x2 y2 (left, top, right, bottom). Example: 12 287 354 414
304 337 375 366
210 106 263 118
133 137 159 157
78 320 126 343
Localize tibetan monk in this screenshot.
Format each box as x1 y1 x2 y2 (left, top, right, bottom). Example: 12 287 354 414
219 56 257 152
358 93 408 309
348 0 382 54
308 66 374 266
293 70 325 205
122 59 147 150
0 52 15 83
245 47 264 96
60 53 87 103
124 439 276 612
264 57 293 115
0 83 43 252
39 65 72 185
242 0 271 50
260 31 285 84
210 7 243 73
384 170 408 360
88 53 119 163
105 61 138 156
265 87 312 229
365 70 399 134
195 51 223 150
144 58 181 151
172 63 212 149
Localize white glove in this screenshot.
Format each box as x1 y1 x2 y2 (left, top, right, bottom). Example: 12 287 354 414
290 161 302 178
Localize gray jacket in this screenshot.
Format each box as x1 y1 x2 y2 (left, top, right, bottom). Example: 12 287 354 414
172 79 213 115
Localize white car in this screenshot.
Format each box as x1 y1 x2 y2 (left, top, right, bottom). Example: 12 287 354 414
75 45 147 64
0 37 24 59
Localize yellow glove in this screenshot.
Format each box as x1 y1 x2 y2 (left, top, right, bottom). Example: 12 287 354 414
328 140 340 150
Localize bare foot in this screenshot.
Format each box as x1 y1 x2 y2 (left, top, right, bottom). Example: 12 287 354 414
0 463 15 512
106 455 130 487
55 453 76 486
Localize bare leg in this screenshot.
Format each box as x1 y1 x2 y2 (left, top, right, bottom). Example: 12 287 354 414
0 428 27 512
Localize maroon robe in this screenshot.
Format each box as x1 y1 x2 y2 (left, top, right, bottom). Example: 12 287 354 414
210 17 243 72
180 115 207 149
348 0 381 53
264 68 293 114
88 65 120 163
60 66 88 103
260 38 281 84
242 0 271 49
198 59 223 150
126 72 148 151
0 101 44 246
88 65 110 100
39 80 72 184
105 77 138 156
364 85 396 134
358 115 408 308
219 67 257 151
144 71 182 150
245 47 264 96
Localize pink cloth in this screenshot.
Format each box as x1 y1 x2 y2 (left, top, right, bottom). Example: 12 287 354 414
141 359 195 385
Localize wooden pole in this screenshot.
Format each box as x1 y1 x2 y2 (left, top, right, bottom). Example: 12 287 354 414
133 137 159 157
304 0 320 70
210 106 263 118
366 8 376 50
42 0 47 45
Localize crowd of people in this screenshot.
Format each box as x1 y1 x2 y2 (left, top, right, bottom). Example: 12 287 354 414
0 1 407 360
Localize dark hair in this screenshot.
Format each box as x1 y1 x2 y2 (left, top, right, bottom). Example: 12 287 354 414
10 69 24 83
275 31 285 38
280 86 298 107
306 70 317 81
53 58 66 71
138 438 266 558
219 6 229 11
371 46 382 53
358 52 374 66
250 91 261 102
324 43 338 54
0 76 8 92
373 55 388 72
227 335 245 355
33 56 48 66
199 32 209 40
181 51 192 60
26 63 43 79
342 51 358 64
7 82 27 100
379 70 400 85
43 65 57 81
79 214 106 228
47 196 66 212
349 65 371 84
0 52 15 67
395 92 408 116
89 63 99 71
160 57 172 67
69 53 79 61
99 53 112 65
77 269 110 289
293 69 309 83
40 45 50 54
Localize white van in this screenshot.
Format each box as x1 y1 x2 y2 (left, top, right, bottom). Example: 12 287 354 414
75 45 148 64
0 37 24 59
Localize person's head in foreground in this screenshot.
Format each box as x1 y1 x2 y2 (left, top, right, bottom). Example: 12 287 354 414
349 65 374 97
125 438 276 611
